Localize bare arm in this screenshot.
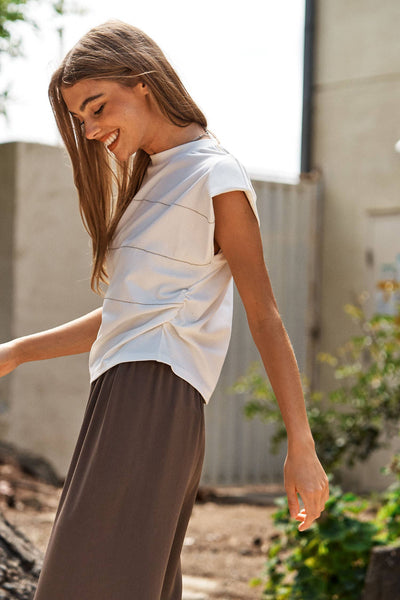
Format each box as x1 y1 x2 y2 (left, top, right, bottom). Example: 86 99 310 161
0 307 102 378
213 190 329 531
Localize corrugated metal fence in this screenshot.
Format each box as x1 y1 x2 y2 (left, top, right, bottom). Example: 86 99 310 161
201 173 322 485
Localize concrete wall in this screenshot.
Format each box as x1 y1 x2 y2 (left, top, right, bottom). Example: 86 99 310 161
0 142 100 477
312 0 400 490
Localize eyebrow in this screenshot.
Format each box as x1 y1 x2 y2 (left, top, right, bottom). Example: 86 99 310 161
68 93 105 117
80 93 104 111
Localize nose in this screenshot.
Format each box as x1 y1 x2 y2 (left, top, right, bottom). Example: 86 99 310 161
83 119 101 140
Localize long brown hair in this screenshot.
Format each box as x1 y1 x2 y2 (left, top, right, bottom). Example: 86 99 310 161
49 20 207 294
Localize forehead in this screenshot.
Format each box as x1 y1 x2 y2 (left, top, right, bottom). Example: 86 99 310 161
61 79 122 113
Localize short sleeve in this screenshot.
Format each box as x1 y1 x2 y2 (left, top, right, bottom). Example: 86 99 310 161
207 155 260 226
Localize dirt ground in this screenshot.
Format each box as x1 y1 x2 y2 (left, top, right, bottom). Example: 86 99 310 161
0 462 285 599
182 495 280 599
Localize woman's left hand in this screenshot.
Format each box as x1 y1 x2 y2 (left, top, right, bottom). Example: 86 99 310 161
284 445 329 531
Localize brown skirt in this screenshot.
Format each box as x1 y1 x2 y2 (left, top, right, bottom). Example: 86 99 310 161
33 361 205 600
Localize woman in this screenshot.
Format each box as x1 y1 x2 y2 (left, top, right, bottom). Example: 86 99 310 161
0 20 328 600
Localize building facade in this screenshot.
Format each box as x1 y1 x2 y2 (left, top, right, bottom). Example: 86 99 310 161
311 0 400 489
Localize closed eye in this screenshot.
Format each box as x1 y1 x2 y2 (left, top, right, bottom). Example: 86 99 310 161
94 104 105 116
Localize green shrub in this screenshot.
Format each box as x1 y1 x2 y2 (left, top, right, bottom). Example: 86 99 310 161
374 454 400 544
235 303 400 597
253 487 379 600
233 305 400 473
251 457 400 599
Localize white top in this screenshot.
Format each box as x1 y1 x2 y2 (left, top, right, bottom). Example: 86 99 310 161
88 137 259 402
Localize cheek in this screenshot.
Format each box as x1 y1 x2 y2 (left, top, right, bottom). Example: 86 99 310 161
117 106 137 130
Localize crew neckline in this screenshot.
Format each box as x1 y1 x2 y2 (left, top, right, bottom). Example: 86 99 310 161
149 136 216 166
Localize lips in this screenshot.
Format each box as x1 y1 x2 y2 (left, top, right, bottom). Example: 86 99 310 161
102 129 119 151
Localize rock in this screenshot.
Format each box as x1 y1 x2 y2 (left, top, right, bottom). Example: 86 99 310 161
362 545 400 600
196 487 218 503
0 480 16 509
0 510 43 598
20 496 44 512
0 442 62 487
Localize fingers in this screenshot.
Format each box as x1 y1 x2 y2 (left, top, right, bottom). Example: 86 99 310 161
296 480 329 531
285 486 326 530
298 506 321 531
286 487 300 520
289 500 321 532
286 483 328 527
284 450 330 532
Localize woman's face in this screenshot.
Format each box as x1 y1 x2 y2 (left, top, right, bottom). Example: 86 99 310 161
62 78 156 161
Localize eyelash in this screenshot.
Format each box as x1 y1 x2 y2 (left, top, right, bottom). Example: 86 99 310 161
94 104 105 116
78 104 105 127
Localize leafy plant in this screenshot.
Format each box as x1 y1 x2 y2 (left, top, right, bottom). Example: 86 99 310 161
0 0 30 54
239 305 400 598
251 457 400 599
233 304 400 473
0 0 84 116
374 453 400 544
252 487 379 600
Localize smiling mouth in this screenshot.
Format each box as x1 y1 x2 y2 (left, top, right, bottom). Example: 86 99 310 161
103 130 119 151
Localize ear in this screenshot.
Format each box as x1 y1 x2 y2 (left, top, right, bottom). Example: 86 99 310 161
136 81 150 96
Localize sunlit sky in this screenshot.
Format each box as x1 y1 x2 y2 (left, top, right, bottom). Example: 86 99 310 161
0 0 305 179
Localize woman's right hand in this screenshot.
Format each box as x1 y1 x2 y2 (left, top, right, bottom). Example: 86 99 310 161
0 341 20 378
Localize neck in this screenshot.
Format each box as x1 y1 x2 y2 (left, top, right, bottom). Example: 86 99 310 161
144 122 207 155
